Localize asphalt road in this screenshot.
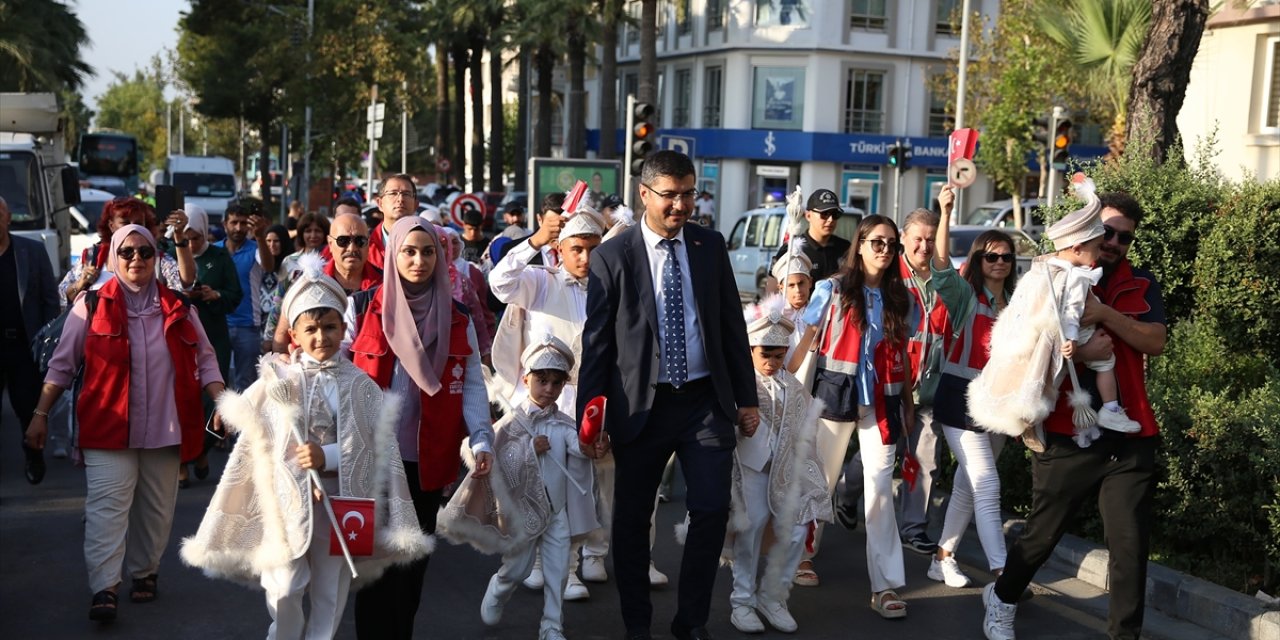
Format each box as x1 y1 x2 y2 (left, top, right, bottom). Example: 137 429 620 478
0 396 1110 639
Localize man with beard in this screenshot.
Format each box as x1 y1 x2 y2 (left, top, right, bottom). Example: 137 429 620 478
215 201 274 390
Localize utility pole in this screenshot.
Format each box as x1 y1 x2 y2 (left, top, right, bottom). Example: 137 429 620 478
302 0 313 213
953 0 973 220
166 102 172 157
401 79 408 174
281 124 289 221
367 84 378 197
1046 106 1064 208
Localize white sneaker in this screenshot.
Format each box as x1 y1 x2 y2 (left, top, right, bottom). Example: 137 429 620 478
581 555 608 582
730 605 765 633
523 556 544 589
539 628 567 640
755 597 798 633
564 573 590 601
927 556 973 588
982 582 1017 640
648 562 669 586
1097 407 1142 433
480 575 504 626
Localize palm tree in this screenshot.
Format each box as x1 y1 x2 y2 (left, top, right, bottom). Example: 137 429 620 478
1037 0 1151 156
0 0 93 92
598 0 624 159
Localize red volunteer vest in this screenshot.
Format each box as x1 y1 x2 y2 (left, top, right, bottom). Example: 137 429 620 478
350 287 472 491
941 289 998 380
78 278 207 462
1045 260 1159 437
901 258 949 387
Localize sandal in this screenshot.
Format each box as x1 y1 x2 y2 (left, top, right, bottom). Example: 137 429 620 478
793 561 819 587
89 588 118 621
871 590 907 619
130 574 158 603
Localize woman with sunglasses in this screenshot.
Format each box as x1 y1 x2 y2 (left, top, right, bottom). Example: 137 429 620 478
177 205 243 483
803 214 918 619
344 217 494 639
26 224 225 622
59 197 189 304
924 185 1018 590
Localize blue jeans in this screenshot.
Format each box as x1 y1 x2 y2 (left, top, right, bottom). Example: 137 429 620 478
228 325 262 392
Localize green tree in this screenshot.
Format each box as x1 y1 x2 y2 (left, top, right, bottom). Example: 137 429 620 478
1036 0 1151 157
0 0 93 92
95 66 169 174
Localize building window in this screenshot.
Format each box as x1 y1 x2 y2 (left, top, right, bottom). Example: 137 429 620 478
704 66 723 127
753 66 806 130
935 0 959 34
626 1 640 45
707 0 726 30
843 69 885 134
674 69 692 127
676 0 691 35
849 0 887 31
756 0 811 27
927 87 952 137
1265 37 1280 130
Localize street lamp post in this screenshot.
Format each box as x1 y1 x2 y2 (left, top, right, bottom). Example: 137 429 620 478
302 0 313 213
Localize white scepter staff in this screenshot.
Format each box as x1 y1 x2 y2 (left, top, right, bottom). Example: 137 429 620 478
489 388 588 496
270 380 360 579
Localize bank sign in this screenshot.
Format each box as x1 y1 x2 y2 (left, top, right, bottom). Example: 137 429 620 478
594 128 1104 169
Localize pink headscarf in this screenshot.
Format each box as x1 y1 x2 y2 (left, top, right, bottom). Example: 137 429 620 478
381 216 452 395
108 224 160 318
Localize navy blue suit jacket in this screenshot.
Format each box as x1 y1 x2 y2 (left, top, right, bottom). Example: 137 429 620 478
8 235 60 340
577 221 757 445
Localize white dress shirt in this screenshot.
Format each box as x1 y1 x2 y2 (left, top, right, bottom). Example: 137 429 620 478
638 219 710 383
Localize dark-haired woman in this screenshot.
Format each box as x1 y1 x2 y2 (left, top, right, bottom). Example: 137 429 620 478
925 186 1018 589
803 214 918 619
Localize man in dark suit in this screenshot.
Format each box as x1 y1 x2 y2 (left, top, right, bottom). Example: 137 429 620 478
578 151 759 640
0 196 60 484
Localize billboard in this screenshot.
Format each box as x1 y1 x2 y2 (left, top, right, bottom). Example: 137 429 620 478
528 158 623 219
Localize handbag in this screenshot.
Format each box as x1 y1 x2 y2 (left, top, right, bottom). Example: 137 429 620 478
30 290 98 377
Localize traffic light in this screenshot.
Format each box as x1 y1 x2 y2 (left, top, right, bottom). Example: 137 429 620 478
1051 118 1073 167
886 139 911 171
626 101 656 176
1032 116 1052 150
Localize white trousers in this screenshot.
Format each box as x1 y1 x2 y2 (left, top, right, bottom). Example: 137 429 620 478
261 513 353 640
843 405 941 540
82 446 180 592
937 425 1008 571
730 465 807 608
804 408 860 561
492 507 572 634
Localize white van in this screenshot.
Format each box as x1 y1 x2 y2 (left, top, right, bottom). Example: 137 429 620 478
726 204 864 301
159 155 238 222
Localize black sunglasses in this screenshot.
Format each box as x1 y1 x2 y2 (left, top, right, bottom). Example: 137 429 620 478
816 210 842 220
983 252 1015 264
330 234 369 249
117 246 156 261
1103 224 1135 246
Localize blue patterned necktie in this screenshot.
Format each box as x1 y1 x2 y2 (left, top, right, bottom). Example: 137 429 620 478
659 238 688 388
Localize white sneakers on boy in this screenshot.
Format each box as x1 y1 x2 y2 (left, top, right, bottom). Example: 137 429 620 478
730 605 765 633
523 555 545 589
756 597 798 633
581 555 608 582
648 562 669 586
564 572 590 601
1097 406 1142 433
480 575 505 626
983 582 1018 640
927 556 973 588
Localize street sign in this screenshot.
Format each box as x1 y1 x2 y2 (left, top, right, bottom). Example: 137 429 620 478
437 157 452 172
450 192 484 227
659 134 696 159
366 121 384 139
366 102 386 123
948 158 978 188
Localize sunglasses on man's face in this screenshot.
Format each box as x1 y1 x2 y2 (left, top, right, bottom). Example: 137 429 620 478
330 235 369 249
815 210 842 220
1103 224 1135 246
117 246 156 261
983 252 1015 264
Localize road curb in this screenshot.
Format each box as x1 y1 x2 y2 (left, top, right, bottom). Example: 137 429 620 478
1018 522 1280 640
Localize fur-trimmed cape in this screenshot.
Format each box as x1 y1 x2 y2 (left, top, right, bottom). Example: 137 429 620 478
180 355 431 588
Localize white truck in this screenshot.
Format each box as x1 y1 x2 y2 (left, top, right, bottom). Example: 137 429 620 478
1 92 81 276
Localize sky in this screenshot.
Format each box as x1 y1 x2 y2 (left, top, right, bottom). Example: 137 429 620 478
75 0 187 115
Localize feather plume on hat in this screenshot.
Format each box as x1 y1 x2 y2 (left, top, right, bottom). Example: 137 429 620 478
785 185 806 238
743 294 795 348
280 252 348 327
1046 172 1105 250
602 204 637 242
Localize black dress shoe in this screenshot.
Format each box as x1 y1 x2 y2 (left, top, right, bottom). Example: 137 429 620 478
25 454 46 485
624 630 652 640
671 624 713 640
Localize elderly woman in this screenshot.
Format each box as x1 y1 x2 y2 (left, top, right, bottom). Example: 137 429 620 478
177 205 243 484
25 225 225 622
345 217 494 639
60 197 192 304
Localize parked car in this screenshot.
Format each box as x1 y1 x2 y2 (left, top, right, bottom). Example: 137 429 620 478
726 205 864 301
68 187 115 265
946 225 1039 278
962 198 1046 239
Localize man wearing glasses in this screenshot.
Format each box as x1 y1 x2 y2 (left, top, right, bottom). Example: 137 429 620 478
325 213 381 295
578 150 758 640
769 188 851 285
367 174 420 271
983 191 1166 640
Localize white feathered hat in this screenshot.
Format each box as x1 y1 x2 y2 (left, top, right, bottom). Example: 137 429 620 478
1047 174 1105 250
521 332 576 377
743 294 795 348
280 252 348 327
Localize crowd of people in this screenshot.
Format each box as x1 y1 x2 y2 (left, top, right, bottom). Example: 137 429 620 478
0 149 1167 640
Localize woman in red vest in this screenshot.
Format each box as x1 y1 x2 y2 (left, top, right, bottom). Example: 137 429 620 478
806 214 918 619
345 216 495 640
926 184 1019 590
25 224 225 622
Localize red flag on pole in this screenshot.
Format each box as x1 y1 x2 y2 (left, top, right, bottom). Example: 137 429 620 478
562 180 589 216
329 496 376 556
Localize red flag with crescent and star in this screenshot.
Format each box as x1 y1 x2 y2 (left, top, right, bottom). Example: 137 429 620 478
329 496 376 556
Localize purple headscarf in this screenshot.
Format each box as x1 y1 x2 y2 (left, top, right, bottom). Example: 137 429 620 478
381 216 452 395
108 224 160 318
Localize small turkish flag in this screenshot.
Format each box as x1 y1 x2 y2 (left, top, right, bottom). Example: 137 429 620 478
329 496 376 556
579 395 607 446
901 452 920 492
563 180 589 216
